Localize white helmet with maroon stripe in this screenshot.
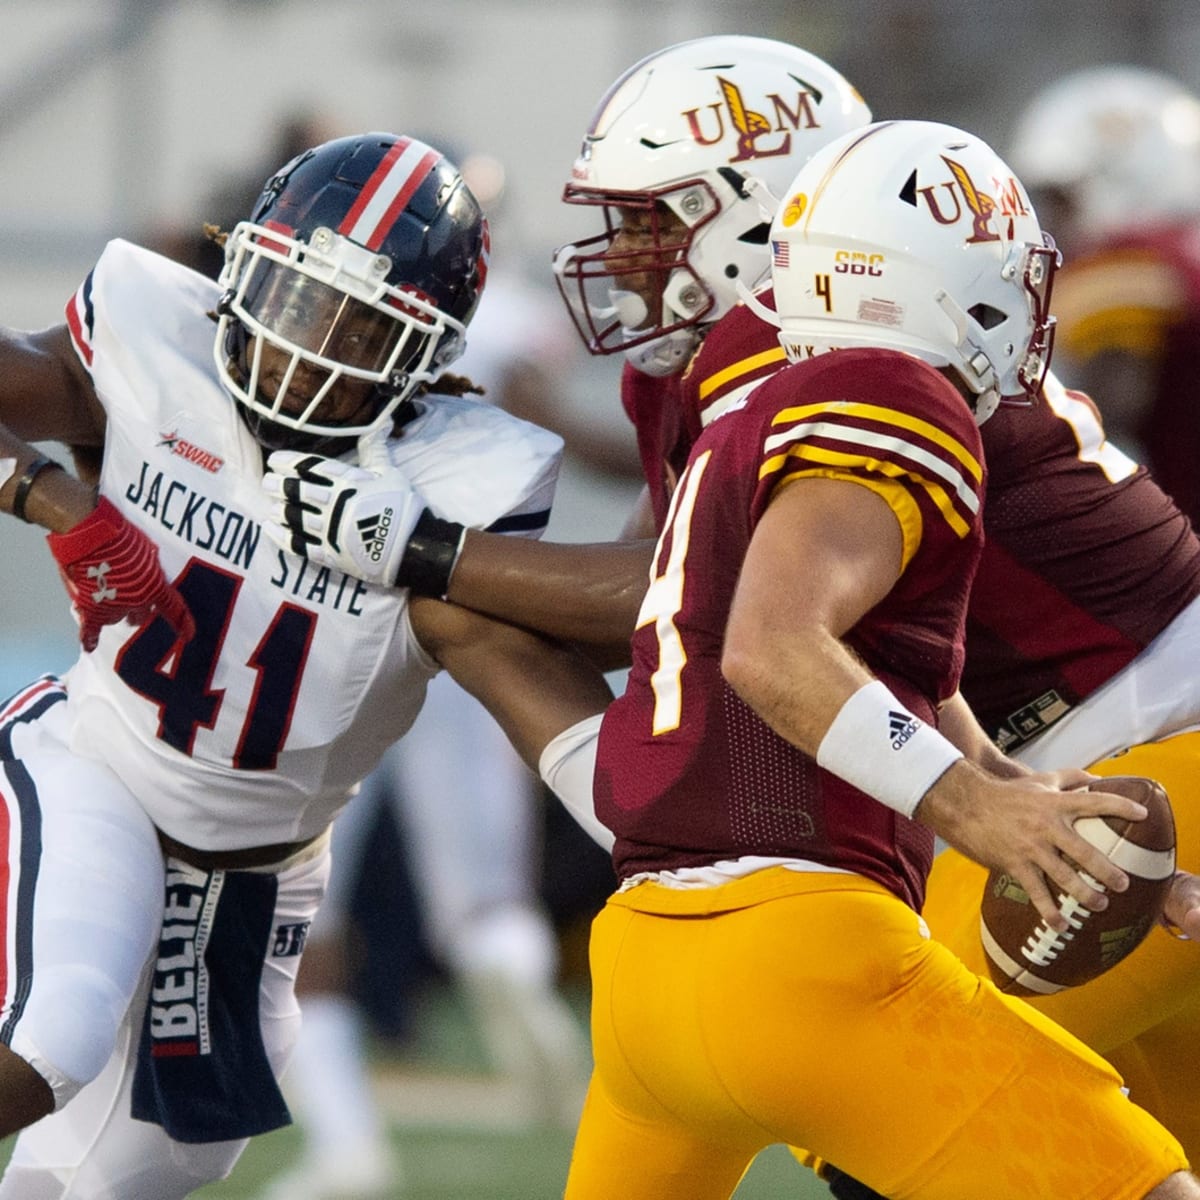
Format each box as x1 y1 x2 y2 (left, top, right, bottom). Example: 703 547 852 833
757 120 1059 425
553 35 871 377
215 132 489 454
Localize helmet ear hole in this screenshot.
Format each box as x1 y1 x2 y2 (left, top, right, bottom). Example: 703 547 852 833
738 222 771 245
968 303 1007 331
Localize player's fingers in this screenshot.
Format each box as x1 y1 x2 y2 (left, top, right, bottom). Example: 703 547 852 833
124 604 154 629
1164 871 1200 940
1072 788 1148 826
1060 827 1131 896
79 614 100 654
265 450 315 476
1015 865 1070 932
1039 840 1117 913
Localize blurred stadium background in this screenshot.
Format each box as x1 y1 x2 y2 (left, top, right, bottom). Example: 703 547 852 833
3 1 1200 1195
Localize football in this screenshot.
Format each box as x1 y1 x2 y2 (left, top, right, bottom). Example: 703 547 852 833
979 775 1176 997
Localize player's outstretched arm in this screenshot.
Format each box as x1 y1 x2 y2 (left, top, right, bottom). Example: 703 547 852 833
407 596 613 773
263 448 653 652
0 327 193 650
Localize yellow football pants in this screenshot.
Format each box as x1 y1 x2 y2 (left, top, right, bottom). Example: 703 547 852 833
564 868 1185 1200
922 730 1200 1159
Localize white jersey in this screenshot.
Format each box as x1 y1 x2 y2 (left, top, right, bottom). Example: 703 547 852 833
56 239 562 850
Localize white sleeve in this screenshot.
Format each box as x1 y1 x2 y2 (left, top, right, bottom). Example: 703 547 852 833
537 712 613 852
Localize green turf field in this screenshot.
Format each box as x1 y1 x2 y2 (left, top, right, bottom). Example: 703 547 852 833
186 1125 830 1198
0 1110 831 1198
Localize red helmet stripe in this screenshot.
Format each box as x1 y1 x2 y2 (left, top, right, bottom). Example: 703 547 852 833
65 286 94 366
339 137 440 251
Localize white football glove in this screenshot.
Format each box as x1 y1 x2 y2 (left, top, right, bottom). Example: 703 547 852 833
261 449 465 594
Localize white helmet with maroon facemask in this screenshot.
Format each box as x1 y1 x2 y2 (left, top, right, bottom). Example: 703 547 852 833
553 35 872 377
757 120 1059 425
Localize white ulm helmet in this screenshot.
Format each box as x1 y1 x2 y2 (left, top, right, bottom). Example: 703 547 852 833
553 34 872 376
755 120 1058 424
1009 65 1200 245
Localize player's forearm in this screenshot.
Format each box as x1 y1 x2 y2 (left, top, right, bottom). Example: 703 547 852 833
0 430 93 532
936 690 1027 778
410 596 614 773
446 532 653 650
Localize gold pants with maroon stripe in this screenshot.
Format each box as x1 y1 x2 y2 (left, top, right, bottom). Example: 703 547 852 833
921 729 1200 1163
564 868 1185 1200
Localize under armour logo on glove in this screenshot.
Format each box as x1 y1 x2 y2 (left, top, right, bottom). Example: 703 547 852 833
47 497 195 653
87 560 117 603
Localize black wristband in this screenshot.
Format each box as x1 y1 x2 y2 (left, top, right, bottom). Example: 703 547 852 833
397 508 466 597
12 455 63 523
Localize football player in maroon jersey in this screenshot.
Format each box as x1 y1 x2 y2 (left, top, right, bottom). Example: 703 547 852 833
564 120 1195 1200
266 44 1200 1190
267 115 1200 1199
672 93 1200 1176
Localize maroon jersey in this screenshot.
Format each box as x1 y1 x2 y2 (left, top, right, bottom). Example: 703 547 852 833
1053 221 1200 525
596 349 986 909
962 378 1200 749
619 362 693 530
672 294 1200 751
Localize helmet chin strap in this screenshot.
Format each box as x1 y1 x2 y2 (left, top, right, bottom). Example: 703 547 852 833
736 280 781 327
622 327 699 377
607 287 699 377
934 288 1000 422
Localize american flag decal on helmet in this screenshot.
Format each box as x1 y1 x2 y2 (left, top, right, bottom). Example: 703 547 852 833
339 137 440 252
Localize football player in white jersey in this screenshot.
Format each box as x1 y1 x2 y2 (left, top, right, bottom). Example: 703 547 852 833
0 131 610 1198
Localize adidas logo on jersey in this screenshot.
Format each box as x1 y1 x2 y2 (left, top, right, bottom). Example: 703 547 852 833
356 507 394 563
888 709 921 749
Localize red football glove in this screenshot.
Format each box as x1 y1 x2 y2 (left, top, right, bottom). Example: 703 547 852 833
47 497 195 653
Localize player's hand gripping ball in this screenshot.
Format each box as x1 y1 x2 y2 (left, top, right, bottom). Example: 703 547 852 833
980 776 1176 997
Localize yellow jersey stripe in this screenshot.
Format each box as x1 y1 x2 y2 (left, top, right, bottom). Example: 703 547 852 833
764 417 980 516
761 442 972 539
697 347 788 401
770 401 982 482
774 467 924 570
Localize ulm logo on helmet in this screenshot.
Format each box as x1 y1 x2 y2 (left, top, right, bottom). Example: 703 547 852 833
914 156 1030 244
681 77 823 163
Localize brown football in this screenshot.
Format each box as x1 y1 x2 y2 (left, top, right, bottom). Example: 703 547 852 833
980 776 1176 997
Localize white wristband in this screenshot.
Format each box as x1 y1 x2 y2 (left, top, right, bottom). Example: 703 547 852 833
816 680 963 819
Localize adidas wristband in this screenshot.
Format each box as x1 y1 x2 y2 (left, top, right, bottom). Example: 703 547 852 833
816 680 963 819
396 508 467 598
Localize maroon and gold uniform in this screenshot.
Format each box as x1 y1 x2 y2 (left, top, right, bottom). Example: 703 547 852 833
598 348 985 903
657 290 1200 1165
677 291 1200 750
959 373 1200 751
569 346 1188 1200
619 363 693 531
